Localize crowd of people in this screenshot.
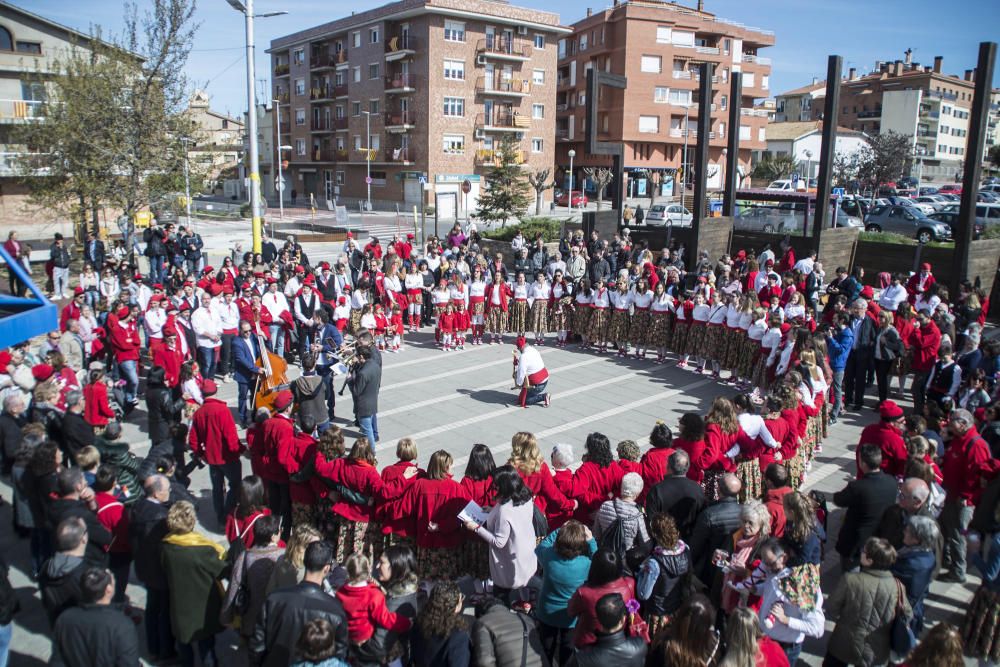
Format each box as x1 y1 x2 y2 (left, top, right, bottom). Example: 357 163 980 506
0 216 998 667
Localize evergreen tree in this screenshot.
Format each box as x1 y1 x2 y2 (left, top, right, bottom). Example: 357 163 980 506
475 135 531 226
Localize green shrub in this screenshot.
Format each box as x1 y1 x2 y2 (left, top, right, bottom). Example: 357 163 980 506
858 231 916 245
482 217 562 242
981 225 1000 240
239 203 252 218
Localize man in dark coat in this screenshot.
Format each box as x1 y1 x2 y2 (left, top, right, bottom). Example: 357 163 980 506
571 593 646 667
875 477 933 549
0 393 26 475
60 390 94 464
688 473 743 585
588 249 611 285
82 230 106 270
51 566 140 667
129 475 175 661
644 450 706 540
844 297 878 411
833 443 898 573
472 597 549 667
353 340 382 445
47 468 112 566
38 516 91 627
251 541 349 667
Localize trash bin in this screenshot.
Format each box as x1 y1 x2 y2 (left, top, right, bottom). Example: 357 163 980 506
709 201 723 218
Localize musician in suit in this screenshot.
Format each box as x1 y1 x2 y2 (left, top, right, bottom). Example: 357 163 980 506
311 310 343 424
234 320 265 428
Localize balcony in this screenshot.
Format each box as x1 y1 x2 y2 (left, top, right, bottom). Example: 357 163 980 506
385 34 418 62
919 106 940 119
475 148 526 167
742 54 772 66
673 70 692 80
926 89 958 101
0 151 50 176
857 109 882 119
312 148 338 161
311 118 336 133
475 112 531 132
274 63 290 76
696 45 721 55
385 111 416 132
476 36 532 61
556 128 571 140
384 73 417 94
334 117 348 131
384 147 414 164
333 83 348 98
475 76 531 97
276 92 290 105
310 85 336 102
311 51 347 70
740 107 770 117
0 99 44 122
336 148 349 160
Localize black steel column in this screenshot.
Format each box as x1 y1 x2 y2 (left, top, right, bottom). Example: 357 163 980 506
691 61 715 263
586 68 627 221
723 71 742 217
952 41 996 296
812 55 843 240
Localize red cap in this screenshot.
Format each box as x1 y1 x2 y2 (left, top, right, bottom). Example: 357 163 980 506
346 231 353 238
116 306 130 318
163 326 177 337
407 233 414 239
921 262 931 271
295 265 305 274
253 271 265 278
337 296 347 305
203 265 214 273
273 390 294 411
736 250 747 259
153 283 163 290
73 286 85 296
266 276 278 284
178 302 192 312
303 275 316 286
202 379 218 396
342 285 351 292
31 364 55 381
860 285 875 299
223 285 235 295
879 400 904 420
515 335 527 350
209 284 223 296
779 322 792 334
240 282 251 291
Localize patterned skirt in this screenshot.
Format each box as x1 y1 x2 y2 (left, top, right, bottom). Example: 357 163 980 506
736 460 763 503
736 339 760 380
608 310 630 344
291 502 315 529
530 301 550 334
417 545 464 581
648 312 673 349
685 323 707 357
588 309 609 343
964 585 1000 662
723 329 744 371
786 453 805 490
470 300 485 317
330 516 383 564
407 292 423 306
509 301 529 334
803 415 821 464
702 468 726 503
700 324 727 362
485 307 508 334
349 309 363 336
751 350 772 389
459 537 491 581
550 297 574 332
574 305 592 338
672 321 691 355
630 310 652 347
382 533 416 553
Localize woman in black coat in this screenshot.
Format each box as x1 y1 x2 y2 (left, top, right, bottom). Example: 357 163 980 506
140 367 186 481
873 310 905 404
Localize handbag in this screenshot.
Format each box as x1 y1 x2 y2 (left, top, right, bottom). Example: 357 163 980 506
889 578 916 655
624 598 651 643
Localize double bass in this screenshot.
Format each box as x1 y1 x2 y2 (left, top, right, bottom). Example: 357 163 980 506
252 320 289 411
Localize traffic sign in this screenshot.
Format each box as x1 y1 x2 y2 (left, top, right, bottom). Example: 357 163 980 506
791 172 800 182
365 176 373 184
832 187 845 197
418 176 427 185
461 178 472 194
275 177 286 192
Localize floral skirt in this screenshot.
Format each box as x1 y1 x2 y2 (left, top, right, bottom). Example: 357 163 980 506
550 299 573 332
723 329 744 371
417 545 464 581
509 301 529 334
648 312 673 349
672 322 690 355
574 306 592 338
349 309 363 336
751 351 772 389
382 533 416 554
291 502 315 528
530 301 550 334
330 516 383 564
964 585 1000 662
630 310 652 347
737 340 761 380
702 468 726 503
459 537 491 581
485 308 508 334
588 309 609 343
701 325 726 362
470 301 485 317
736 460 762 503
786 453 805 489
609 310 630 344
685 323 707 357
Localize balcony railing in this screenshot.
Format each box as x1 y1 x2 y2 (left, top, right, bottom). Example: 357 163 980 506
336 148 349 160
476 36 532 59
0 99 44 121
740 107 770 117
274 63 290 76
475 112 531 130
926 89 958 101
0 151 50 176
311 118 335 132
742 54 771 65
313 148 338 161
555 128 570 140
385 111 416 128
310 86 336 101
333 117 348 130
857 109 882 118
673 70 692 80
384 147 413 163
276 92 290 104
333 83 348 97
385 34 418 59
475 76 531 95
384 73 418 92
475 148 526 166
696 45 720 55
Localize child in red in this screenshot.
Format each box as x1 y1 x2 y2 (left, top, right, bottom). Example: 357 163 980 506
93 465 132 603
336 553 411 644
453 301 471 350
438 303 456 351
373 303 389 351
333 296 351 333
389 304 404 352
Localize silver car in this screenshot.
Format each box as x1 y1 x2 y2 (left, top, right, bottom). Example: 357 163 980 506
864 205 952 243
645 203 693 227
735 206 804 234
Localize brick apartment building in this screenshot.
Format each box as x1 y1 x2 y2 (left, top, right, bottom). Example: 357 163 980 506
554 0 773 202
268 0 568 218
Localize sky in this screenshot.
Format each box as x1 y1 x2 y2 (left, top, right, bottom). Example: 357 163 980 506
23 0 1000 119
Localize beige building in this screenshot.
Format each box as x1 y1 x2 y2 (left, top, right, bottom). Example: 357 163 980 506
184 90 245 192
268 0 569 217
774 79 825 123
555 0 773 199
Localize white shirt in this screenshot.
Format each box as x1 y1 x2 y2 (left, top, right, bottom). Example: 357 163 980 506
792 257 815 275
262 291 289 320
145 308 167 339
213 300 240 331
191 306 222 348
284 276 301 299
738 412 777 448
651 293 673 313
294 292 320 325
879 284 908 312
183 377 203 405
515 345 545 386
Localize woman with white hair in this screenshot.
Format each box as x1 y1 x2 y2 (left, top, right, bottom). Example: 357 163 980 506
591 471 649 568
716 500 771 614
549 443 575 530
892 514 939 634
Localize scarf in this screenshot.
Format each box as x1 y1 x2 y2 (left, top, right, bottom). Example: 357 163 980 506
163 531 226 559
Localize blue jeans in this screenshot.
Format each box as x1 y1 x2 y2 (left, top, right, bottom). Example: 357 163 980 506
208 459 242 524
149 255 166 284
830 370 845 418
318 366 336 420
781 640 802 666
359 414 379 444
0 622 11 667
118 359 139 404
197 346 218 380
236 380 250 425
268 324 285 355
525 380 548 406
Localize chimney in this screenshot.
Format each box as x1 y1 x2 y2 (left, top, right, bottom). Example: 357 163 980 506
697 0 705 11
965 69 975 82
586 7 592 15
894 60 904 76
924 66 932 73
933 56 943 73
812 76 819 85
904 48 913 65
848 67 857 80
911 61 919 71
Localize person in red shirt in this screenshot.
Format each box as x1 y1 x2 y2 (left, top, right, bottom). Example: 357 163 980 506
188 378 242 525
453 301 471 350
438 303 456 351
388 304 404 352
905 262 936 303
378 438 425 546
83 365 117 428
762 463 793 538
508 433 575 525
336 552 411 645
93 465 132 603
245 408 271 480
364 237 383 260
372 303 388 351
940 408 997 583
639 423 676 496
569 433 625 525
724 606 791 667
908 310 942 414
261 391 295 533
674 413 709 483
757 274 781 309
224 474 273 550
697 398 741 500
856 400 909 478
60 288 85 332
109 306 141 406
152 328 185 388
485 279 513 344
279 413 320 528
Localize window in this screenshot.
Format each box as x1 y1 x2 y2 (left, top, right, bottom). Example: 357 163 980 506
758 127 766 142
352 101 361 116
369 135 380 151
638 115 659 133
369 27 380 44
369 99 379 114
533 69 545 85
336 171 345 185
720 94 728 110
294 109 305 125
369 170 387 186
761 75 769 90
656 26 672 44
369 63 379 79
654 87 669 103
294 78 305 95
577 92 586 105
532 138 543 153
718 122 725 137
352 31 361 48
353 66 361 83
579 34 588 51
293 48 305 65
743 72 755 88
354 135 362 150
723 38 731 54
672 30 695 47
532 104 544 119
444 20 465 42
295 139 306 156
443 134 465 154
335 105 345 119
0 26 11 51
443 59 465 80
15 41 40 54
443 97 465 117
739 125 751 140
534 34 545 49
721 67 729 82
640 55 661 73
558 38 567 59
669 89 691 105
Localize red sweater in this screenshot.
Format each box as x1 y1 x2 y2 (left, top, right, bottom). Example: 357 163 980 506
941 426 995 505
519 463 574 521
570 461 625 524
438 312 455 333
84 382 116 427
909 322 942 373
336 581 411 643
460 476 494 508
377 461 424 537
109 320 140 362
758 636 791 667
188 398 241 465
95 492 130 554
856 421 908 478
700 424 738 474
568 576 636 647
280 432 317 504
675 438 708 483
453 310 470 333
259 415 295 482
395 477 470 549
639 446 675 497
246 423 267 479
763 487 793 538
224 508 271 549
317 458 407 523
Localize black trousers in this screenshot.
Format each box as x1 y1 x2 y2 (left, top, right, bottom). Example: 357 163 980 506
874 357 894 404
843 348 873 408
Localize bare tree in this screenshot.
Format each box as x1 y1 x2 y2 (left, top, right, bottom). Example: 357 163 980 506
647 171 663 208
583 167 614 210
527 168 554 216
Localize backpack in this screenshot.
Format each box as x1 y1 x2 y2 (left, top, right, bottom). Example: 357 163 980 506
599 501 639 558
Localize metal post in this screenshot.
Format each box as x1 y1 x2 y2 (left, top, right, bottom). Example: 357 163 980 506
568 151 575 215
682 105 690 197
274 99 284 220
243 0 262 254
364 111 372 211
691 61 714 263
953 41 997 295
183 149 192 229
812 55 843 240
723 71 742 217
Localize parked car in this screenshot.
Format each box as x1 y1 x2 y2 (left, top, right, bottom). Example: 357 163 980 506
978 191 1000 203
912 195 949 212
938 184 963 195
930 211 983 239
917 186 940 196
765 179 799 192
645 203 693 227
976 202 1000 225
735 206 804 234
981 184 1000 194
864 205 952 243
898 176 919 189
840 198 871 219
555 191 588 207
982 177 999 187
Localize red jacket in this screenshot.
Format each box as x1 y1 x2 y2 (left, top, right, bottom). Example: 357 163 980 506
259 415 294 482
758 636 791 667
777 248 796 274
570 461 625 524
188 398 241 465
453 310 470 333
763 486 793 538
757 285 781 307
245 423 268 479
909 322 942 373
941 426 995 505
568 576 636 647
857 421 908 478
640 446 675 496
84 382 116 427
280 431 317 504
224 508 271 549
95 492 130 554
518 463 574 521
905 272 935 299
761 416 791 472
377 461 424 537
60 301 82 332
317 457 407 523
109 320 141 362
700 424 739 474
549 468 575 529
396 477 470 548
438 311 455 333
485 282 513 313
460 475 494 508
675 437 708 483
153 345 185 387
336 581 411 643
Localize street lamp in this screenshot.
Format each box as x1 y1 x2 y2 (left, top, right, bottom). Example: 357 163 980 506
568 149 576 216
682 103 691 195
226 0 287 254
180 136 193 230
361 110 379 211
277 144 292 219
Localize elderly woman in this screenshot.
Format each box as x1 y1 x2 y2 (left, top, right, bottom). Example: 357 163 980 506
637 513 691 638
221 514 284 639
892 515 939 635
592 471 650 569
717 500 771 614
161 500 226 666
